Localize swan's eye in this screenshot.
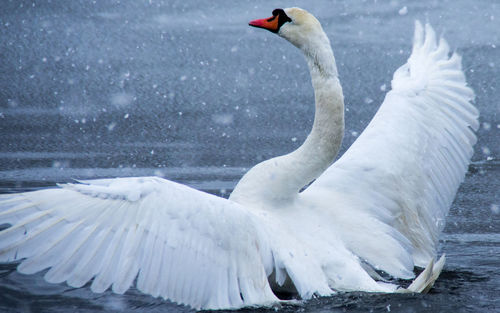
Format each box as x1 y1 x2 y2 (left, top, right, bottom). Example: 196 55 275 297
272 8 292 27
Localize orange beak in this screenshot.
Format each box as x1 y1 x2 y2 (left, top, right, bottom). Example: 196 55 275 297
249 15 280 33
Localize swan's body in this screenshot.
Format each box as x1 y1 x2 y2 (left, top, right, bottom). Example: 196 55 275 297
0 8 478 310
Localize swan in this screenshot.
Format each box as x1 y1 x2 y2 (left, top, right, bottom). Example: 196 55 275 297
0 7 478 310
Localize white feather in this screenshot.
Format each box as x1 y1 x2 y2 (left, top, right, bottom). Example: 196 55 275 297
310 21 477 267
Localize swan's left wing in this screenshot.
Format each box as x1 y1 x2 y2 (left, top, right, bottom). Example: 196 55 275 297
0 177 278 310
307 22 478 269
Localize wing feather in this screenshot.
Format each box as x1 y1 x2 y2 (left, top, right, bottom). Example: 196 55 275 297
310 21 478 268
44 224 97 284
0 176 278 309
66 228 110 288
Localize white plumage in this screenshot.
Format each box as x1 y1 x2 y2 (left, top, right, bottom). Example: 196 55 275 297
311 22 478 267
0 178 277 309
0 8 477 310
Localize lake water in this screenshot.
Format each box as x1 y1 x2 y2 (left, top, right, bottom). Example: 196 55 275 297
0 0 499 312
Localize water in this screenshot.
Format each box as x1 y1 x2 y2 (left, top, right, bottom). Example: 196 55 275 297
0 0 499 312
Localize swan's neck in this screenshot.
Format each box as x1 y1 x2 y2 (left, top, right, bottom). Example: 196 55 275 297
230 38 344 206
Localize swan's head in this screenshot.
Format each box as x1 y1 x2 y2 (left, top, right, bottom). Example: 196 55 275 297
249 8 328 50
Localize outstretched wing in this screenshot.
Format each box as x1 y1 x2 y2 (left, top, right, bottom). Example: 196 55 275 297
308 21 478 267
0 176 278 309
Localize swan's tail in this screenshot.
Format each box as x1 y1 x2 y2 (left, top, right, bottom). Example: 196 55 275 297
399 254 446 293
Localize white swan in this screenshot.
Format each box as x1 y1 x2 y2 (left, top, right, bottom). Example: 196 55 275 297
0 7 478 310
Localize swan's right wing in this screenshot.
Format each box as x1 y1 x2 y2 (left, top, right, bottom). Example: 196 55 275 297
0 176 278 310
308 22 478 268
